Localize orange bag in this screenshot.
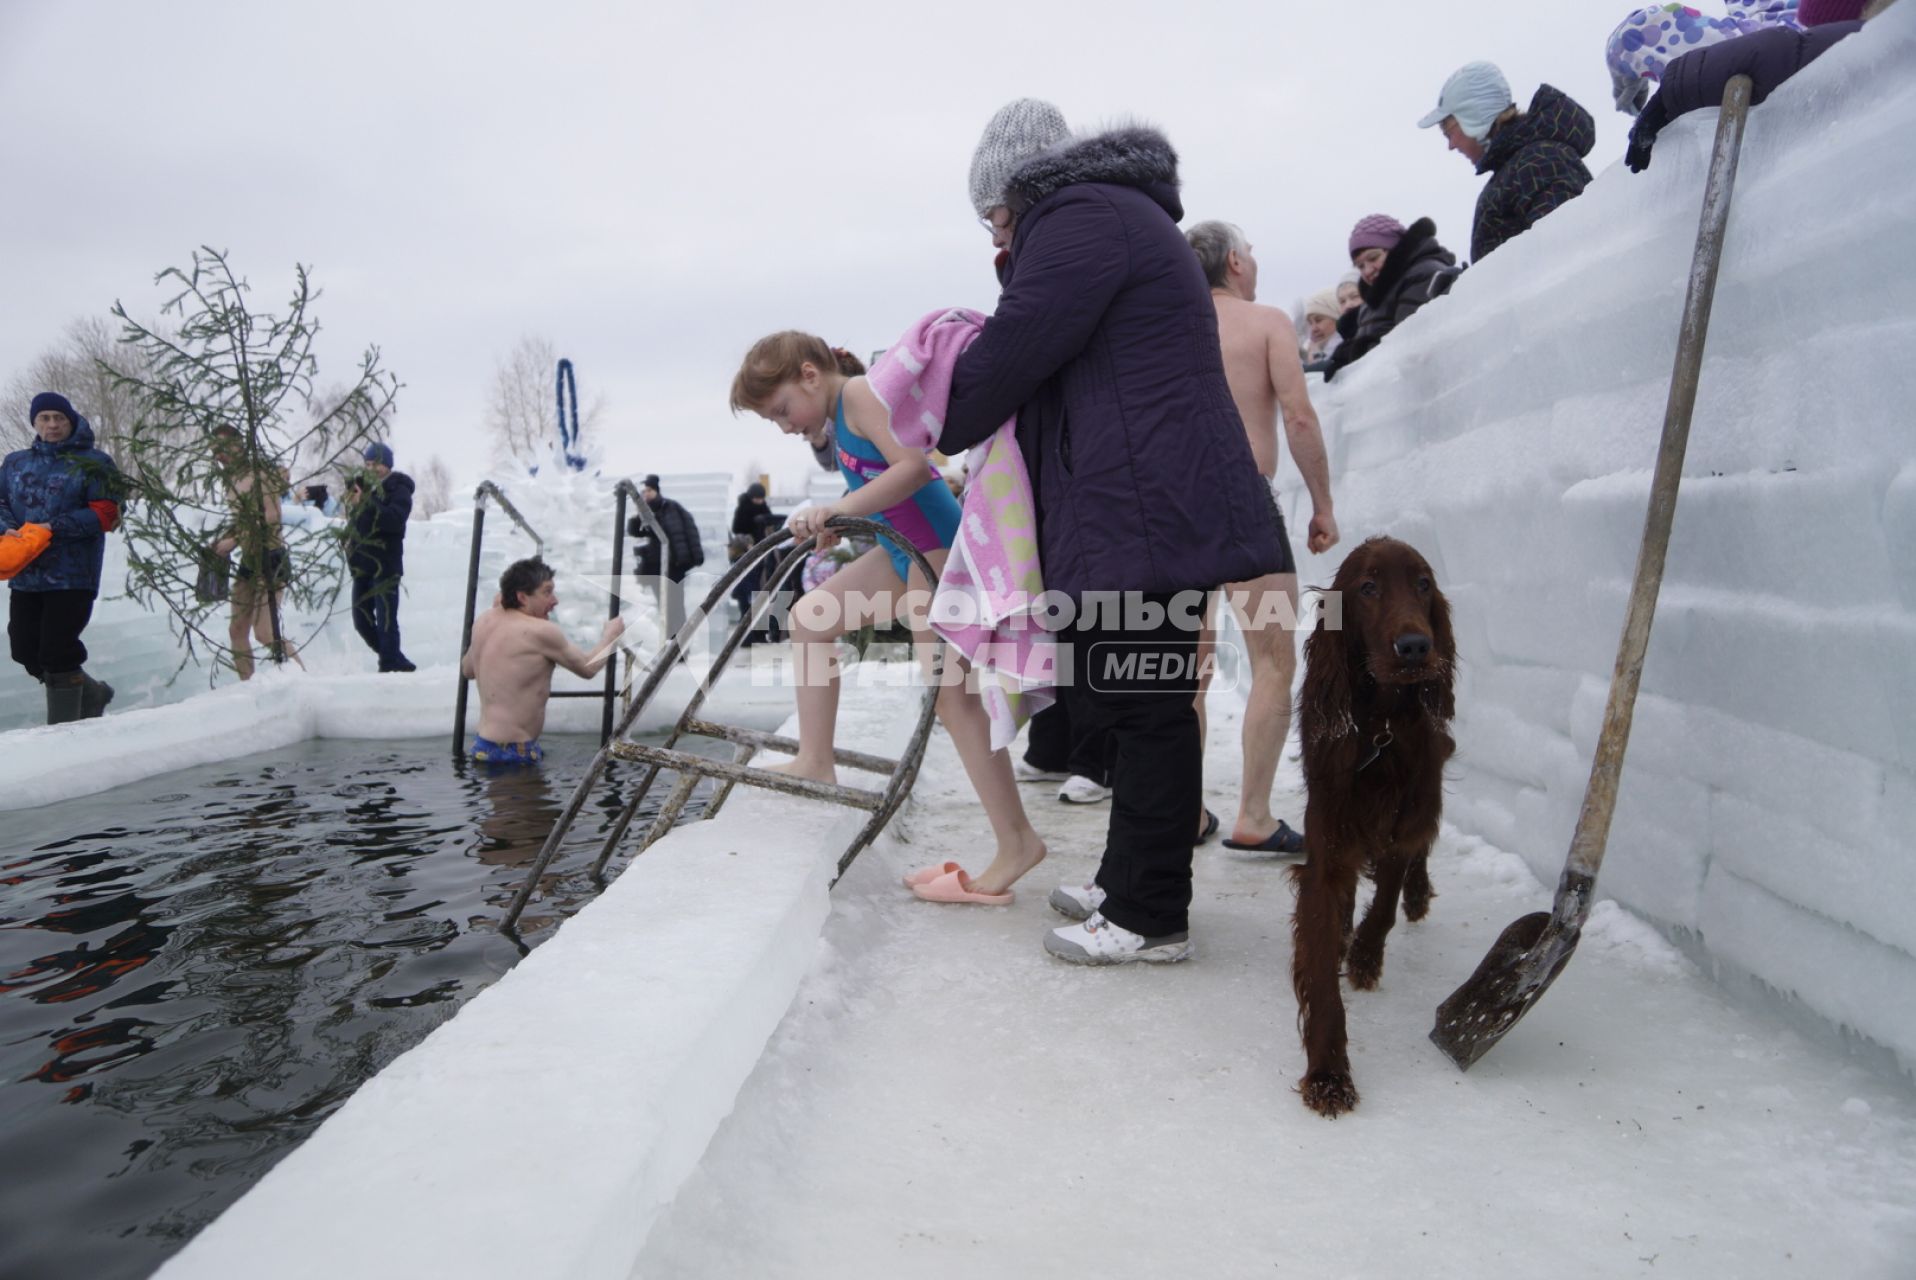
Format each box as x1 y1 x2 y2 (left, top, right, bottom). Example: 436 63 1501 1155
0 524 53 580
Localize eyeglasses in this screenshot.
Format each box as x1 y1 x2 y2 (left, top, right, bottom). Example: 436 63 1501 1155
979 208 1014 235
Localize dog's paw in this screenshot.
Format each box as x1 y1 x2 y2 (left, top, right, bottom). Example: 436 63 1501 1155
1403 892 1432 923
1300 1070 1360 1118
1345 940 1384 990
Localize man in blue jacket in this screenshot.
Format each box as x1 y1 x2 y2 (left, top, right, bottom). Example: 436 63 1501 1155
346 442 416 673
941 100 1288 965
1 392 123 722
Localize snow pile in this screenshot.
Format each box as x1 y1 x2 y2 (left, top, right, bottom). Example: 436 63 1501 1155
0 659 793 811
1276 9 1916 1070
0 461 788 808
0 462 744 733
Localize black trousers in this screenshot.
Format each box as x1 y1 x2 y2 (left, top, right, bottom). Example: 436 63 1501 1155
9 588 96 678
1022 699 1110 785
351 573 407 669
1071 592 1205 938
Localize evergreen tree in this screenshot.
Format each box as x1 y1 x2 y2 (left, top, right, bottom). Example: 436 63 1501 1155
105 247 400 679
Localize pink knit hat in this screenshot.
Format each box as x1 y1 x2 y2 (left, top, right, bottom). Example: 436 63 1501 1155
1348 214 1406 259
1797 0 1863 23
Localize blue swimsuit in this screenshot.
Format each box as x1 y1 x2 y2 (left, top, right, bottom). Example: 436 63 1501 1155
833 398 961 581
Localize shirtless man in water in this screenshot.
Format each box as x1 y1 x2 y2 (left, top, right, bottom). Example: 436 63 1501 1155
1186 220 1339 854
461 556 624 764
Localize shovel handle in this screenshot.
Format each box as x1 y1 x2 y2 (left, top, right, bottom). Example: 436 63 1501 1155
1565 75 1754 883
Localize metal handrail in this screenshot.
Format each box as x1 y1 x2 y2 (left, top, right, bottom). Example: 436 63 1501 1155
454 477 689 754
475 481 545 549
606 479 673 741
498 515 946 933
453 482 550 754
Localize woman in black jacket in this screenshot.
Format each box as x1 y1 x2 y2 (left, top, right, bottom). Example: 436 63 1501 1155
1327 215 1463 377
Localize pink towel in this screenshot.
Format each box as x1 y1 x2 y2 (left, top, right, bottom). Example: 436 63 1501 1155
868 308 1055 749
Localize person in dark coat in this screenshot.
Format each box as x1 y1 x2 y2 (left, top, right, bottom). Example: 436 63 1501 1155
1418 61 1597 262
628 474 705 641
729 483 787 645
1327 215 1463 377
346 441 415 673
1 392 123 722
1625 8 1866 172
941 102 1288 964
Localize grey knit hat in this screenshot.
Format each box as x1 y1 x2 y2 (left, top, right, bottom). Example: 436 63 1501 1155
968 98 1071 217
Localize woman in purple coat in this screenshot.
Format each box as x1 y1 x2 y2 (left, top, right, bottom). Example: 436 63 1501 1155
941 101 1287 965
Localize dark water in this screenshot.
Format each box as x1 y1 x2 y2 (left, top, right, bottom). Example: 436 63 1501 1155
0 735 713 1280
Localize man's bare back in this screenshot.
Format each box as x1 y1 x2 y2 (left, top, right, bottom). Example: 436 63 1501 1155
462 583 623 746
1211 292 1337 554
1212 293 1289 479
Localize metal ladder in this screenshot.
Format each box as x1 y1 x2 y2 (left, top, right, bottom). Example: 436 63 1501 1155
498 516 944 933
453 480 675 751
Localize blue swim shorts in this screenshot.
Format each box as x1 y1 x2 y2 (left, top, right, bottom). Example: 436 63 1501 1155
471 735 544 765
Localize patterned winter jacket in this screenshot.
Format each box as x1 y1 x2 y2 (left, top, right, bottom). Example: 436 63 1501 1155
1471 85 1597 263
0 414 123 594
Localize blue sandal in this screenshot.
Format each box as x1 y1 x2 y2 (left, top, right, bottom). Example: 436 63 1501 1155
1222 820 1306 855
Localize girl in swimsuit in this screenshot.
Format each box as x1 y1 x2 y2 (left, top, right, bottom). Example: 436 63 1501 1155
730 331 1045 900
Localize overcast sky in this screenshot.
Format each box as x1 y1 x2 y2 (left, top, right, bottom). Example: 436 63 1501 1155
2 0 1634 499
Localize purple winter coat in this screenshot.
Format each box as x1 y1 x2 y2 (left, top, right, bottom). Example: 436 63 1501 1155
939 126 1286 598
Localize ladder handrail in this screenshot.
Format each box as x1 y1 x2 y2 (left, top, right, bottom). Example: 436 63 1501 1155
498 516 945 933
474 480 546 550
455 481 550 753
457 476 693 755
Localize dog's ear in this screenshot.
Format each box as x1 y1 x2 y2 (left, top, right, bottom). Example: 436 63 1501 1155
1299 551 1364 745
1424 576 1457 724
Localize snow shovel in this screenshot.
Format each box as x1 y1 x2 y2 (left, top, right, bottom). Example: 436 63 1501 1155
1430 75 1755 1071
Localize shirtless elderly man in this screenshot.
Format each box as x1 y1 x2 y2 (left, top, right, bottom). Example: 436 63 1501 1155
462 556 623 765
1186 220 1339 854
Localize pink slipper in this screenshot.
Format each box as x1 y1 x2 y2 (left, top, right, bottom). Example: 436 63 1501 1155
910 867 1013 906
902 861 963 890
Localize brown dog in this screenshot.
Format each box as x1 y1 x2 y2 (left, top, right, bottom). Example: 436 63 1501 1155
1290 537 1456 1117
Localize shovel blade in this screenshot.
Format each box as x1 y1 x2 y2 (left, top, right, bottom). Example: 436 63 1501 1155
1429 910 1583 1070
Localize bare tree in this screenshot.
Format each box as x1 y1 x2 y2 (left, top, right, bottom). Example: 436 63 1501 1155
485 334 604 469
414 454 453 519
5 316 181 476
290 380 391 497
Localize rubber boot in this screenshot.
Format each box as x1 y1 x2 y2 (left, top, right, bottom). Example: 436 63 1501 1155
80 670 114 719
44 671 85 725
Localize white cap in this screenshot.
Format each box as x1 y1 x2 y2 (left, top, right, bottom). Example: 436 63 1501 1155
1416 61 1514 141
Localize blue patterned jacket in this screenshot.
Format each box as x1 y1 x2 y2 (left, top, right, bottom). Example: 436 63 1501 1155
0 414 122 594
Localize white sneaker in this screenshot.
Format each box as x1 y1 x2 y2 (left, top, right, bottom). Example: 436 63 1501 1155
1047 880 1106 920
1014 760 1070 784
1044 911 1192 965
1057 775 1111 805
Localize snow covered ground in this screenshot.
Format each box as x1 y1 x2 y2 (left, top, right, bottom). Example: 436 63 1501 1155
637 695 1916 1278
153 677 1916 1280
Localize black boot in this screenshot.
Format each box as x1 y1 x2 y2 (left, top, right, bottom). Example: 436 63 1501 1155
80 670 114 718
45 671 85 725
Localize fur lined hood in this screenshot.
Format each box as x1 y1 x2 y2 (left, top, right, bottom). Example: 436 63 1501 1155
1003 125 1183 222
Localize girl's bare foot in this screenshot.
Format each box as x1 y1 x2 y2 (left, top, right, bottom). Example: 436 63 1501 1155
969 831 1047 895
767 757 839 787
